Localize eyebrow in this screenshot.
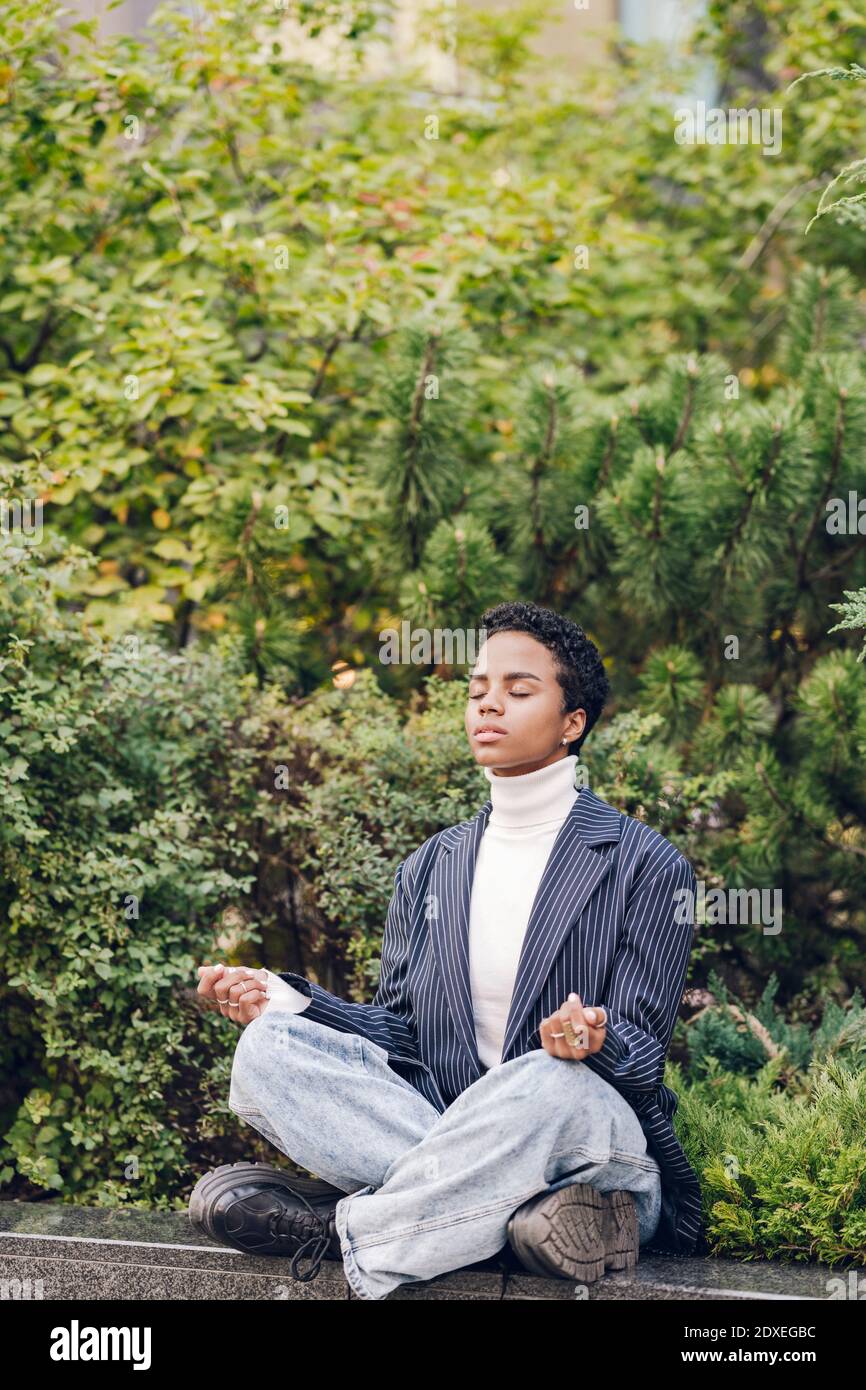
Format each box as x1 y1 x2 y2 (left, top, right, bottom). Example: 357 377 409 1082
467 671 543 682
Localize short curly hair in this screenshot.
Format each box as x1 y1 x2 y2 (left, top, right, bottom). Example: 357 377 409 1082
477 600 610 755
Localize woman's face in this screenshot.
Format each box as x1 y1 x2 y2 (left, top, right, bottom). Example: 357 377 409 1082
464 630 586 777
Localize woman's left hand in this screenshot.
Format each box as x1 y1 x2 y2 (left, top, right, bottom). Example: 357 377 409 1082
539 992 607 1060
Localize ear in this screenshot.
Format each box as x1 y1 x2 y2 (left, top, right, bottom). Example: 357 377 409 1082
565 707 587 738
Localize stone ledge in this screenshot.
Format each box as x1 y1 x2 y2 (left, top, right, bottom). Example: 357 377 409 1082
0 1203 835 1301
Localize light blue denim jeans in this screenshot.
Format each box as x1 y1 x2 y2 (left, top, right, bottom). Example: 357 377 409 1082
228 1008 662 1300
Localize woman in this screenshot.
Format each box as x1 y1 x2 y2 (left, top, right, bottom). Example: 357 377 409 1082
190 600 704 1299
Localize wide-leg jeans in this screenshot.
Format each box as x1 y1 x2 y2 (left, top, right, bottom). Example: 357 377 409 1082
227 1008 662 1300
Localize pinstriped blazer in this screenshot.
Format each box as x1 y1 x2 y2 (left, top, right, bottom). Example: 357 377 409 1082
278 784 705 1256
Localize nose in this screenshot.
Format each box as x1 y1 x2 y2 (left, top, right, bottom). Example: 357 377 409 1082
479 689 504 716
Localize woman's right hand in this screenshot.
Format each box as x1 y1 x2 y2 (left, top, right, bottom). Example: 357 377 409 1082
196 963 269 1025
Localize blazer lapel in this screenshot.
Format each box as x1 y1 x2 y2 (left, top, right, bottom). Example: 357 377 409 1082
427 809 489 1079
500 797 618 1063
428 784 622 1080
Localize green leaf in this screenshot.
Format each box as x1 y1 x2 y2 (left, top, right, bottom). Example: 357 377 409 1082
274 419 312 437
27 364 60 386
153 537 192 561
132 260 163 288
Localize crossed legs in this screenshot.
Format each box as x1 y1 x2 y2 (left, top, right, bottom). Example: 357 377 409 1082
228 1008 662 1299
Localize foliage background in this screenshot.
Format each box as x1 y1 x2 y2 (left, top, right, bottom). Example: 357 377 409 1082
1 0 866 1261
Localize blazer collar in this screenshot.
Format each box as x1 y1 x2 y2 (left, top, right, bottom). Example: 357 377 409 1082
428 786 622 1080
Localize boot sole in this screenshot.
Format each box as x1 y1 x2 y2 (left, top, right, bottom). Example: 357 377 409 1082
506 1185 638 1283
602 1189 639 1273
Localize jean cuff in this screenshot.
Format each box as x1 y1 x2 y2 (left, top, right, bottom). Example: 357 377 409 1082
333 1185 380 1301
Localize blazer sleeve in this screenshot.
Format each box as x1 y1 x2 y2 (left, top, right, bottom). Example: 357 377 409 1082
275 857 420 1063
583 851 696 1096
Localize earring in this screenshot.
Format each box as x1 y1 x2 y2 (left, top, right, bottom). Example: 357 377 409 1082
561 738 567 745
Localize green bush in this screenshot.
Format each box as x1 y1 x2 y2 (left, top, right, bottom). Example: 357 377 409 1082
677 1054 866 1263
2 0 866 678
684 969 866 1079
0 542 283 1203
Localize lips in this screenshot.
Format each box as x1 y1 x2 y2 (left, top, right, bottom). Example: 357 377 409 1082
474 726 508 742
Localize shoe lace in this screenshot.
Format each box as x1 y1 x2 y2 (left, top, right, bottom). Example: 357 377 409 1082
270 1190 334 1284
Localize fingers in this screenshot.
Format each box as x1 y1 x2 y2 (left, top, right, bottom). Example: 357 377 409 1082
539 994 607 1060
196 965 270 1023
196 964 228 1012
196 963 225 999
559 993 590 1055
538 1015 561 1056
576 991 606 1030
573 992 608 1054
539 1012 581 1058
223 971 268 1017
237 988 268 1025
214 969 263 1007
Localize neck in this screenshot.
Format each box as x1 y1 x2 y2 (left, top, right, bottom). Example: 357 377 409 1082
484 754 579 829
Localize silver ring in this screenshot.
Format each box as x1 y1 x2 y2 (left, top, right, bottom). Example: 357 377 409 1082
550 1031 566 1038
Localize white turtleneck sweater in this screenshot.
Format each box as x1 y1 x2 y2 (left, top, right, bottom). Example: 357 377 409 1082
261 755 580 1073
469 754 578 1069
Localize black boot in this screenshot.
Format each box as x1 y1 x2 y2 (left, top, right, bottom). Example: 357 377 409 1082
189 1162 347 1282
